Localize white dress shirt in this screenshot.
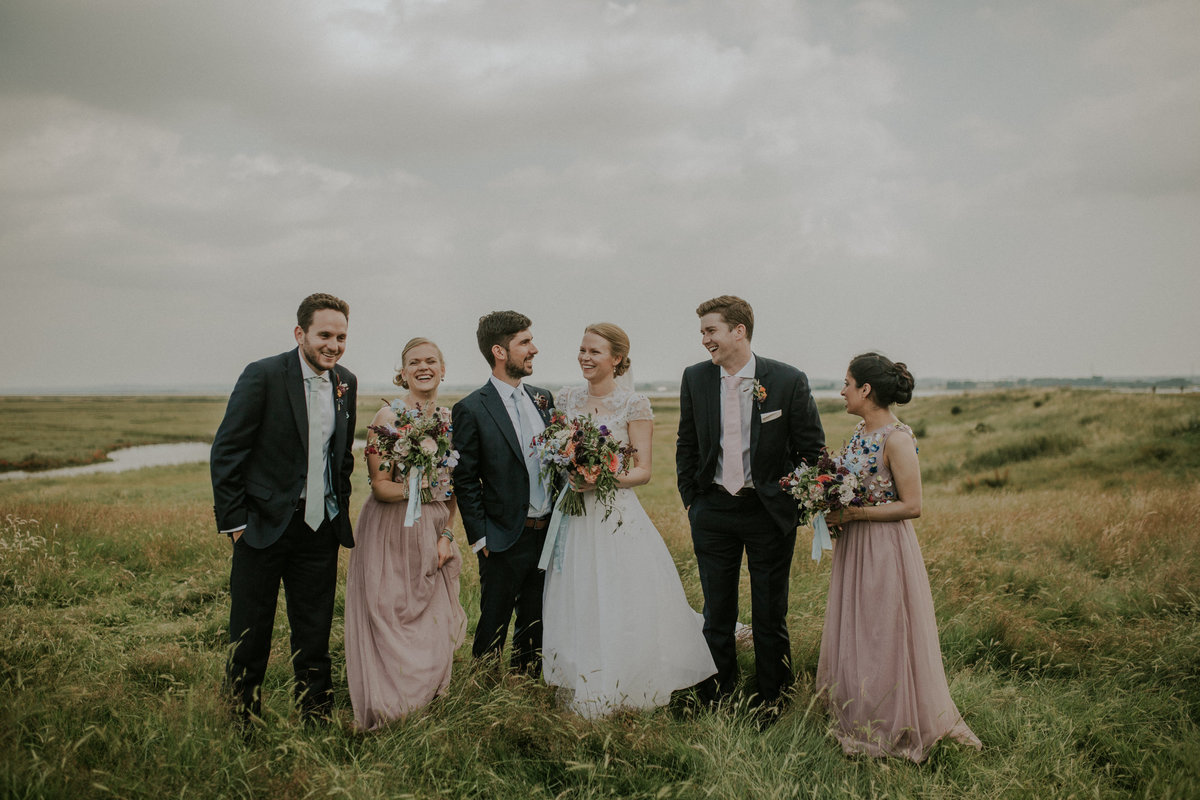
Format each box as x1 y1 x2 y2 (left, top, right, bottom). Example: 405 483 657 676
299 352 336 500
715 354 755 490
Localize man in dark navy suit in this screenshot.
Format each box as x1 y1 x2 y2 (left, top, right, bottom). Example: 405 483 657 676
452 311 556 674
210 293 357 724
677 295 824 712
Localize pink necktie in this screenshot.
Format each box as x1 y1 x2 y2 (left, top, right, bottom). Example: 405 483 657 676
721 374 744 493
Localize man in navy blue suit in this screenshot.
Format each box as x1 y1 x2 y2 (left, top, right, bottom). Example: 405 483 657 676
210 293 357 724
452 311 556 674
677 295 824 712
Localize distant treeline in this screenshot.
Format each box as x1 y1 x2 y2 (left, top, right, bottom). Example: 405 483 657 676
944 376 1195 390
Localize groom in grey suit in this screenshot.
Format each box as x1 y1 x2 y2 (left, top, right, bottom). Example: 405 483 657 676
452 311 557 673
677 295 824 711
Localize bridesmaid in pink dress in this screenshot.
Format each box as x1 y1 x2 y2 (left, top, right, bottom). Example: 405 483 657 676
818 352 980 762
345 337 466 730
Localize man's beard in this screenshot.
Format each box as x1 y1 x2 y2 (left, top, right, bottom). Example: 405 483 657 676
300 341 336 371
504 359 531 380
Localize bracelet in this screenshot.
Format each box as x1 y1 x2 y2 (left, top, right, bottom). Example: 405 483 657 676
439 530 455 542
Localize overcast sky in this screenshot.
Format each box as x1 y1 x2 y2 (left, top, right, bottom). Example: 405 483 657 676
2 0 1197 392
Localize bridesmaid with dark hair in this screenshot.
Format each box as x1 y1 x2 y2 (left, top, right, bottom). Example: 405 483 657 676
818 352 981 762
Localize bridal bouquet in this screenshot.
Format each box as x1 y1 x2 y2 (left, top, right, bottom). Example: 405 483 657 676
779 446 866 537
530 411 636 518
365 403 459 504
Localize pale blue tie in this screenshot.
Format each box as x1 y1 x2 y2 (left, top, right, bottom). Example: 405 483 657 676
304 375 326 531
512 390 546 513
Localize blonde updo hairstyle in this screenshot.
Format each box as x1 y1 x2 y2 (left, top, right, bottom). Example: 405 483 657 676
393 337 446 389
584 323 631 377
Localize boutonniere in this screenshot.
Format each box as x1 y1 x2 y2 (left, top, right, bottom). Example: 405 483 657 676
534 393 549 411
335 377 350 411
750 380 767 406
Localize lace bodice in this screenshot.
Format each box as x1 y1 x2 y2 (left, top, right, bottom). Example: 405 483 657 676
557 386 653 444
843 420 918 505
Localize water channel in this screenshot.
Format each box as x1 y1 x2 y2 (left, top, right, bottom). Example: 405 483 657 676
0 441 368 482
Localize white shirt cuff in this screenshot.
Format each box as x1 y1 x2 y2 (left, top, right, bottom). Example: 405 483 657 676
221 525 247 534
471 536 487 553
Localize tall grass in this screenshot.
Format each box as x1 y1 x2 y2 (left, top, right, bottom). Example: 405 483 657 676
1 387 1199 798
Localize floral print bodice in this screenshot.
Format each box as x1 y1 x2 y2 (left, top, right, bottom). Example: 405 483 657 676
558 386 654 446
842 420 917 505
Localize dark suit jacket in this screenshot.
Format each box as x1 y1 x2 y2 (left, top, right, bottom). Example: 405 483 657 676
210 348 357 549
452 381 555 554
676 354 824 534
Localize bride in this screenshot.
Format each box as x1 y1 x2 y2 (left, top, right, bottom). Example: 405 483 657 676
541 323 716 717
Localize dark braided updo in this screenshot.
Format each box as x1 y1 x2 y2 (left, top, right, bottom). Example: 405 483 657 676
848 352 915 407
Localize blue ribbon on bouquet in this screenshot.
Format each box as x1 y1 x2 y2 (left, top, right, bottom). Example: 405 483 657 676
404 468 423 527
537 486 571 572
811 512 833 562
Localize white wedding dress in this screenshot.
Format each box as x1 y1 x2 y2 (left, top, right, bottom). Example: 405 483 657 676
542 386 716 717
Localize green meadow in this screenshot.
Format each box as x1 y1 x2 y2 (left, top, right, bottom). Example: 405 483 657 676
1 388 1198 799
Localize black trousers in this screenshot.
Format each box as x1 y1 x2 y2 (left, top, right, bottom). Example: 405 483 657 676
472 524 547 673
689 488 797 704
227 509 340 719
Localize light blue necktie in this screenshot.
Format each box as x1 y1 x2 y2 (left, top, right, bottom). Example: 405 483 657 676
304 375 327 531
512 390 546 513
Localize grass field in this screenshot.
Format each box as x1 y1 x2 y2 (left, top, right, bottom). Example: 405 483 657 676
0 396 229 472
1 388 1198 798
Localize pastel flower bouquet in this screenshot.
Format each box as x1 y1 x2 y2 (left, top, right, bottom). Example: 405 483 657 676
365 402 459 505
530 411 636 519
780 446 866 560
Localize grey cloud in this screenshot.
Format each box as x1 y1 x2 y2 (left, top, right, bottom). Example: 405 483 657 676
0 0 1196 388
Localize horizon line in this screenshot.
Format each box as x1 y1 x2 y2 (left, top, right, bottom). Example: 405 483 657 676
2 374 1197 397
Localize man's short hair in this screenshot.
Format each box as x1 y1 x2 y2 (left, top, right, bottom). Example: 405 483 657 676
476 310 533 367
696 295 754 341
297 293 350 331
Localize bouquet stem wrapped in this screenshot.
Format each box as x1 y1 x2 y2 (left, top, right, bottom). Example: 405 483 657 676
779 446 866 561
